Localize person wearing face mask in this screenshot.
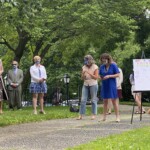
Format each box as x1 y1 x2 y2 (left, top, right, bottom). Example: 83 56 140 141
77 55 99 120
29 55 47 115
7 60 23 110
99 53 120 122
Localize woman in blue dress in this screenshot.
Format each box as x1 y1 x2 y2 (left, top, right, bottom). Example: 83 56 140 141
99 53 120 122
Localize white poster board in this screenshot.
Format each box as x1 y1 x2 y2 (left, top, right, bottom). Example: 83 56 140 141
133 59 150 91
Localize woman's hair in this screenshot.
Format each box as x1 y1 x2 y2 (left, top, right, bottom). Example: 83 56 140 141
33 55 41 62
100 53 113 64
84 54 95 65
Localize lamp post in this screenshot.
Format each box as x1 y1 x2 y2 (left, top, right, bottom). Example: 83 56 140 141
64 74 70 105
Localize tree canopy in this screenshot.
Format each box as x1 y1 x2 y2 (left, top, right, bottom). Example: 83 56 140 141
0 0 150 99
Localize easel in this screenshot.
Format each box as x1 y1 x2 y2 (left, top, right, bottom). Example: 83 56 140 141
130 51 145 124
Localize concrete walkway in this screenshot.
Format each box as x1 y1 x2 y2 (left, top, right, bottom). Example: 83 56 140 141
0 105 149 150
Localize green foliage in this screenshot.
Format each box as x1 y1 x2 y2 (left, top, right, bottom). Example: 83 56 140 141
0 0 150 98
112 31 141 67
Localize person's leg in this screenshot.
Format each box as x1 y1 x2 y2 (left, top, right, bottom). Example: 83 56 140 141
0 101 2 114
134 93 145 113
116 98 119 110
39 93 45 114
32 93 38 114
15 91 21 109
107 99 112 114
102 99 108 121
77 85 88 119
8 90 15 110
133 93 142 113
16 90 22 109
90 84 98 119
112 99 120 122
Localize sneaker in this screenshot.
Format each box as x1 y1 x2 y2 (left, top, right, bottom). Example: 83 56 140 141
39 111 46 114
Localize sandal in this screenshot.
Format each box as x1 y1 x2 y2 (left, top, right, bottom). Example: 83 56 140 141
135 111 140 114
76 116 82 120
39 111 46 114
106 112 111 115
116 118 120 122
99 117 106 122
91 116 96 120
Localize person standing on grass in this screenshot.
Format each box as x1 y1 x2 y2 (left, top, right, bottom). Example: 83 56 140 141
99 53 120 122
77 54 99 120
7 60 23 110
0 59 8 114
29 56 47 115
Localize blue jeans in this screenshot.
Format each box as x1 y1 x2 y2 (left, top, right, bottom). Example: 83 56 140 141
79 84 98 115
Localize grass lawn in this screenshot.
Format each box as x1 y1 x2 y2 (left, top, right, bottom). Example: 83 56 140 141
120 101 150 107
67 126 150 150
0 106 103 127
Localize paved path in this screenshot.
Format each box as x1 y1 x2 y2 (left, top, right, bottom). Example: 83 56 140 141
0 105 149 150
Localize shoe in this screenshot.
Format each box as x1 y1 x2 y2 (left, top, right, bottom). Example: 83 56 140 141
39 111 46 114
33 110 37 115
135 111 146 114
98 118 106 122
142 111 146 114
135 111 140 114
116 118 120 123
76 116 82 120
91 115 96 120
106 112 111 115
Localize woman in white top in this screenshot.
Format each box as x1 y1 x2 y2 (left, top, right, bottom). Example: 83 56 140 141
129 72 145 114
29 56 47 115
77 55 99 120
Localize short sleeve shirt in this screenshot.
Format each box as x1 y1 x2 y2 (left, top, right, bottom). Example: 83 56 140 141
82 64 98 86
